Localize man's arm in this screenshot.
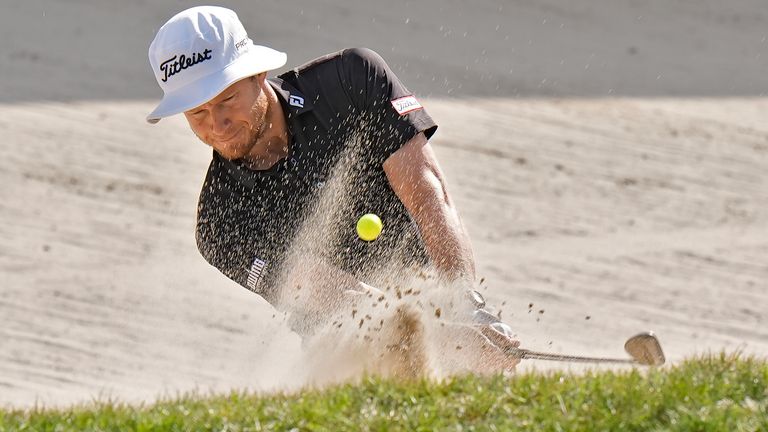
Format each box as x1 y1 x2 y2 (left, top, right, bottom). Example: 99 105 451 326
383 132 475 283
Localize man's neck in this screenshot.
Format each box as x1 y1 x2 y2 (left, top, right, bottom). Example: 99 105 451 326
243 83 291 170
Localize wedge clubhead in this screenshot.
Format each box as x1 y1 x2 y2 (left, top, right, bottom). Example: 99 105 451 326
624 331 665 366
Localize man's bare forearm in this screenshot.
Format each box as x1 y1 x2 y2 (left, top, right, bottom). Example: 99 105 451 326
384 133 476 284
407 169 475 282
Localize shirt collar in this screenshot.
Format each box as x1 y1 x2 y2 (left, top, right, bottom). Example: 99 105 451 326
268 77 313 116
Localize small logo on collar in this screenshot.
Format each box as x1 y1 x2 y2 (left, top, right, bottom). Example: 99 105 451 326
289 95 305 108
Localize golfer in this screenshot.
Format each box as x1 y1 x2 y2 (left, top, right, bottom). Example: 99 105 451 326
147 6 519 371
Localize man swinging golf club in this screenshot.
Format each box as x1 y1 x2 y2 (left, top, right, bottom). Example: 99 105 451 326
147 6 523 374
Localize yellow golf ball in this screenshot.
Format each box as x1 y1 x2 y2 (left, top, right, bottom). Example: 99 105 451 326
356 213 383 241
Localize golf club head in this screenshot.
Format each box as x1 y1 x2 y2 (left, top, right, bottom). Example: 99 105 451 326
624 331 665 366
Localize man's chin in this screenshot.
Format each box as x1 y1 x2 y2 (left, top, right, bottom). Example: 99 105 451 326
213 142 250 161
214 149 247 161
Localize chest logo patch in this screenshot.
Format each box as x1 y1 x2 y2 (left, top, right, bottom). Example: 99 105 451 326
391 95 422 115
246 256 267 291
289 95 305 108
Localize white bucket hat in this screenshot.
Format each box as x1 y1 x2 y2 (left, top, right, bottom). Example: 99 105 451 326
146 6 286 124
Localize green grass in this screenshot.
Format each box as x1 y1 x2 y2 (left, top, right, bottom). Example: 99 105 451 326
2 353 767 431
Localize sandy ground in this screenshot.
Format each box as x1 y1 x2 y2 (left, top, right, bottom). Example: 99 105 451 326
1 0 767 408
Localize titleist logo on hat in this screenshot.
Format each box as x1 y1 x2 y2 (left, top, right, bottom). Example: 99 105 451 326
146 6 287 123
159 49 213 82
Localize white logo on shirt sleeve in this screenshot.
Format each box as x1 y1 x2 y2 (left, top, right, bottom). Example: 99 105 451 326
391 95 423 115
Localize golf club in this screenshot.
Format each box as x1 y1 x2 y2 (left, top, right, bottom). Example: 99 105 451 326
505 331 665 366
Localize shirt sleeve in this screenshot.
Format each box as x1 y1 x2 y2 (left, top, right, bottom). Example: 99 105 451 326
339 47 438 164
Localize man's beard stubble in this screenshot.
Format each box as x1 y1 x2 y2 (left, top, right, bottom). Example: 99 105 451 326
244 94 270 155
193 92 269 161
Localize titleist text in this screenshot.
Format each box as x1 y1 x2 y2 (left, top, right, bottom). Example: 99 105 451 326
159 49 213 82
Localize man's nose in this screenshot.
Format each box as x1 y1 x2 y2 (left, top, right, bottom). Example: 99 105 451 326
211 107 231 136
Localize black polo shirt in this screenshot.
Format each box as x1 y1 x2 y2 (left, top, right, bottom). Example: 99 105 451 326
195 48 438 305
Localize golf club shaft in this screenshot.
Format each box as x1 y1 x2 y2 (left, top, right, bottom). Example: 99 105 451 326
507 348 637 364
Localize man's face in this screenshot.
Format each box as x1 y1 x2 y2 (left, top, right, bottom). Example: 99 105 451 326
184 74 269 160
